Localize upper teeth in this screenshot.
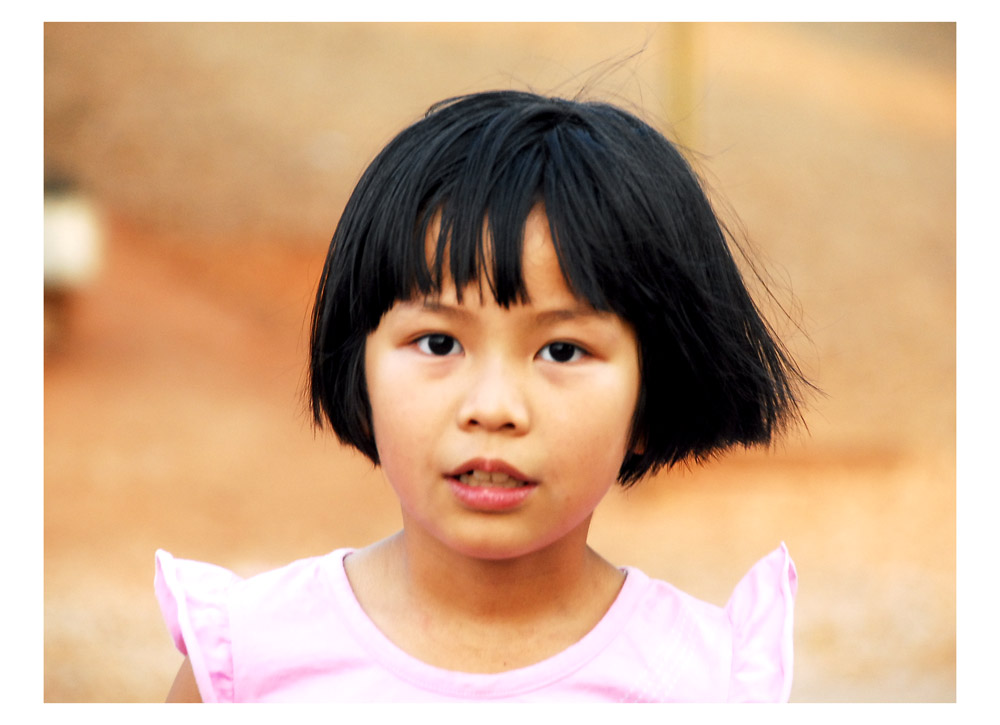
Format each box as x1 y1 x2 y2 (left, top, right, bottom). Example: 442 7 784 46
458 470 524 488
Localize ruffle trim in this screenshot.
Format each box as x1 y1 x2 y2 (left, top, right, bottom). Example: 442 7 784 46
724 542 798 702
154 550 243 703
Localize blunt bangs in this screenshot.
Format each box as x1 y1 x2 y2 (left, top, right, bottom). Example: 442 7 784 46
309 90 807 485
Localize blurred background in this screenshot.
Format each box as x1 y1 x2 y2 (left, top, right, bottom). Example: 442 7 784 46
43 22 955 702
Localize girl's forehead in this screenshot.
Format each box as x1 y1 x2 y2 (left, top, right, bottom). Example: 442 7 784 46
422 204 548 259
421 206 579 306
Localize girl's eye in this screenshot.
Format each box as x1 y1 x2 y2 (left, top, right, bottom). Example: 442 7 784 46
415 333 463 357
538 342 586 363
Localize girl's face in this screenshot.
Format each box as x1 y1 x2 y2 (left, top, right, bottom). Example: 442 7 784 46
364 207 641 561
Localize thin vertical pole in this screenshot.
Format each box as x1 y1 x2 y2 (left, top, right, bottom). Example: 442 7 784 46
665 22 699 149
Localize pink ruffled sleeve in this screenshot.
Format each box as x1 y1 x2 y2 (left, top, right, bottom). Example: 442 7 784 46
724 542 798 702
154 550 244 703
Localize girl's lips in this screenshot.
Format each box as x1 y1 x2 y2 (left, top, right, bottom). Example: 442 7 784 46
447 476 537 512
457 470 525 488
445 458 537 512
446 458 535 484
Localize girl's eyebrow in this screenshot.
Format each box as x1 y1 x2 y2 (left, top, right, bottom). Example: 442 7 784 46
414 299 473 320
416 299 605 325
534 307 606 325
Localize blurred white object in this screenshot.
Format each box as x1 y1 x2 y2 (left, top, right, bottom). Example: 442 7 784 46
44 187 103 288
44 180 105 350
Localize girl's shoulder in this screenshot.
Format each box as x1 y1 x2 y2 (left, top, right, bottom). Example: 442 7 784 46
617 543 797 702
154 548 354 703
154 548 350 623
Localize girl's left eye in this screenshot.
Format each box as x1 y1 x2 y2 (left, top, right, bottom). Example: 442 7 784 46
415 333 463 356
538 342 586 363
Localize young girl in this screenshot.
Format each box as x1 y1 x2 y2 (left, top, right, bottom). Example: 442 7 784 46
155 90 806 703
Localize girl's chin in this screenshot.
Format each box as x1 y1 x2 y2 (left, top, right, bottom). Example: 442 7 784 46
419 521 586 565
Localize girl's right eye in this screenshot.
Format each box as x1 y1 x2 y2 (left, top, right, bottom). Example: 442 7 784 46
415 333 463 357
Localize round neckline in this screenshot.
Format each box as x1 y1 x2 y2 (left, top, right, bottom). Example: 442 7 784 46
322 548 649 699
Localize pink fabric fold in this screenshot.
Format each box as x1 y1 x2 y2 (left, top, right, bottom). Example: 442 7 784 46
154 549 243 703
724 542 798 702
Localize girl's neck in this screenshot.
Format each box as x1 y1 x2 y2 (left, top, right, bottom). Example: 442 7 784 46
418 528 609 613
343 525 626 672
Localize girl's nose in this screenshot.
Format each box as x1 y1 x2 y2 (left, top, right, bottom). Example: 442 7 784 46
457 359 530 434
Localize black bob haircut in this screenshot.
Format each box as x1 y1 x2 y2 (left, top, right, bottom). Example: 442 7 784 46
309 90 807 487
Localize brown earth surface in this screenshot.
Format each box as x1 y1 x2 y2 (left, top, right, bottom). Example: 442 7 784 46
42 23 956 702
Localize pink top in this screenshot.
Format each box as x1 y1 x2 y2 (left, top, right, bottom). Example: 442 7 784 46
154 544 796 702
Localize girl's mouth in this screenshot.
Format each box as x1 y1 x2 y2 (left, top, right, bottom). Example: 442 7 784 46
448 471 537 512
456 470 529 488
446 458 535 487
